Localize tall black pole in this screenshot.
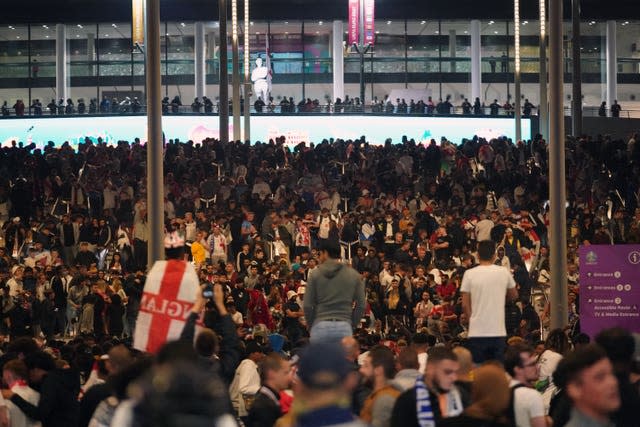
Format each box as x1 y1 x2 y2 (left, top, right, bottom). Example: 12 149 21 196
219 0 229 143
145 0 165 267
571 0 582 136
359 0 365 107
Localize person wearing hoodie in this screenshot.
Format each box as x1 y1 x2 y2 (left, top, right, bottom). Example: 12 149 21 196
4 350 81 427
303 240 365 344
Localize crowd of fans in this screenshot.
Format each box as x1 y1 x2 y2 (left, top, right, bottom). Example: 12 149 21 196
1 94 545 117
0 128 639 426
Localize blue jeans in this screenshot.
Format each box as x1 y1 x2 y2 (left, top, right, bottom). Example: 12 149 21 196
310 320 353 345
466 336 507 364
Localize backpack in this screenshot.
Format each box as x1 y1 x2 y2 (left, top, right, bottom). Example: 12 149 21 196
506 383 527 427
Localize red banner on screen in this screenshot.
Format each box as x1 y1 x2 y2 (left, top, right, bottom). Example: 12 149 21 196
348 0 360 45
363 0 375 46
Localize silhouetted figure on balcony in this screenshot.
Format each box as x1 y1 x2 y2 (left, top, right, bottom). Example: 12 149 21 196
48 99 57 115
89 98 97 114
489 99 501 116
77 99 86 114
461 98 472 115
254 97 265 114
503 100 513 116
132 97 142 113
191 97 203 113
523 99 534 117
501 53 508 72
203 96 214 113
171 96 182 114
57 99 65 115
64 98 74 115
1 101 9 116
611 100 621 118
489 56 497 73
99 96 110 113
473 97 483 115
598 101 607 117
426 96 435 115
162 97 170 114
30 99 42 116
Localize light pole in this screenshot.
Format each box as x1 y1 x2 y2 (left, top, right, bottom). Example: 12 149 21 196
144 0 164 267
352 0 371 109
514 0 522 142
231 0 240 141
549 0 568 330
539 0 548 138
243 0 250 142
219 0 229 143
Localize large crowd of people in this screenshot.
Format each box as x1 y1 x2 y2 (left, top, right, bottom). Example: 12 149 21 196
0 128 639 427
0 94 547 117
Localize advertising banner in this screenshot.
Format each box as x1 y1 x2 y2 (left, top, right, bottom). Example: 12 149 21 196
132 0 145 46
580 245 640 337
348 0 360 45
363 0 375 46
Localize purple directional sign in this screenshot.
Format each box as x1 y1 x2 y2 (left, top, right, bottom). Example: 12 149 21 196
580 245 640 337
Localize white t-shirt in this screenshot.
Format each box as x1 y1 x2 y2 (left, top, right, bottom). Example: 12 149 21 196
460 264 516 337
509 379 545 427
7 384 41 427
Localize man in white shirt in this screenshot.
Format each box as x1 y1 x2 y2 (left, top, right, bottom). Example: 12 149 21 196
3 359 40 427
504 344 548 427
207 226 228 265
474 210 494 242
461 239 518 364
229 341 264 424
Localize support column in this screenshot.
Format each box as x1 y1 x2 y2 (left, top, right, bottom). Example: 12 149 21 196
514 0 521 142
87 33 96 76
571 0 582 136
549 0 568 330
606 20 617 116
231 0 241 141
145 0 165 267
194 22 206 100
219 0 229 143
470 20 481 102
332 20 345 102
55 24 68 103
539 0 548 138
449 29 456 72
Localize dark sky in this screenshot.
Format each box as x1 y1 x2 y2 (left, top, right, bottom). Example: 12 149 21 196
2 0 638 24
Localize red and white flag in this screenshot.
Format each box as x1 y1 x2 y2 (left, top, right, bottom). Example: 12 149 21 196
134 260 200 353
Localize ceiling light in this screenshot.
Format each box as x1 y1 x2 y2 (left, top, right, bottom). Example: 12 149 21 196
375 30 380 34
494 30 499 34
180 23 186 27
489 20 495 25
16 36 20 39
112 24 118 28
76 34 80 38
42 25 49 29
284 21 288 25
464 30 468 34
77 24 83 28
45 35 49 38
318 21 323 25
256 31 260 34
316 31 319 34
285 31 289 34
104 34 109 37
421 21 426 25
387 20 392 25
250 21 254 26
435 30 439 34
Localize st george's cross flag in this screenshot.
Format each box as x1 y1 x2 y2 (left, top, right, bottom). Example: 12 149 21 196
134 260 200 353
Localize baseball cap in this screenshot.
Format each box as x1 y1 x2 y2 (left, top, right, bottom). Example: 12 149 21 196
297 342 351 390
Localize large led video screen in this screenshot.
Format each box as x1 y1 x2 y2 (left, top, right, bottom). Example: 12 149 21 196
0 115 531 149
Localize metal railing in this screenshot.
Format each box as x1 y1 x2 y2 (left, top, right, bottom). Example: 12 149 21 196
2 103 639 118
